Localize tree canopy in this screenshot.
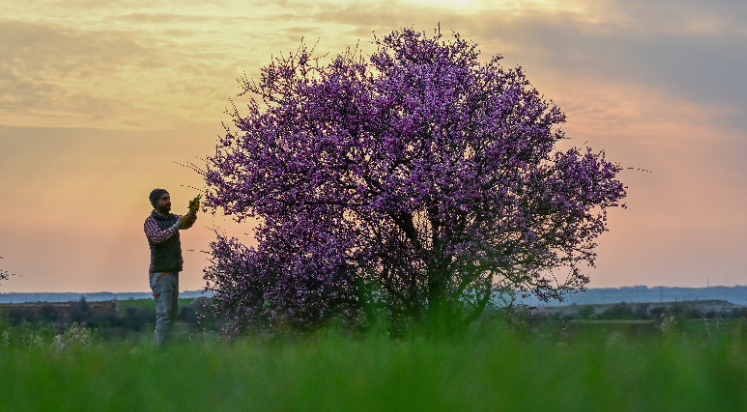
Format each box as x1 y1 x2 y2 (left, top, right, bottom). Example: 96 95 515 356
203 28 627 336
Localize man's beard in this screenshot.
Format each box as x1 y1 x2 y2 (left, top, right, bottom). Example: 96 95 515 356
157 204 171 214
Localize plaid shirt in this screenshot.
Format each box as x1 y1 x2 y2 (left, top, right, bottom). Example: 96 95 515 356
144 211 197 271
144 211 197 244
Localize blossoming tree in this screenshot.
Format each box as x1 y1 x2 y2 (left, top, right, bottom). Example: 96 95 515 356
203 28 627 336
0 256 11 288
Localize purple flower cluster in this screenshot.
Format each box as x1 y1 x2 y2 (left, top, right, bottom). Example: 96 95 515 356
203 28 627 335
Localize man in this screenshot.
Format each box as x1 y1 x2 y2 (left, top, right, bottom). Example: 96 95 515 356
144 188 199 345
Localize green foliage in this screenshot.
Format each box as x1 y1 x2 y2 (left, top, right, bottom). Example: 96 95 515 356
0 298 203 340
51 323 94 351
116 298 195 312
0 317 55 349
600 303 637 319
1 323 747 411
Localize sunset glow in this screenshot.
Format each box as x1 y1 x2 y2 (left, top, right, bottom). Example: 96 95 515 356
1 0 745 293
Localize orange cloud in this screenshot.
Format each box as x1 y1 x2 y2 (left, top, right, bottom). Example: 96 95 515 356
1 0 745 292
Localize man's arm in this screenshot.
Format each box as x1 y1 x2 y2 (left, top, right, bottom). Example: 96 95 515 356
144 217 178 244
176 211 197 230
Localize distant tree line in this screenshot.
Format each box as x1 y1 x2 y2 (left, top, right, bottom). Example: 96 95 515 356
0 297 221 339
534 301 747 322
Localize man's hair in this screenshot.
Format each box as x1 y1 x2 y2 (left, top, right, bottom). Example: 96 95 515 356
149 188 169 208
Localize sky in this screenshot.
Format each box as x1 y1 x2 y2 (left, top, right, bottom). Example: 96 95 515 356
1 0 746 293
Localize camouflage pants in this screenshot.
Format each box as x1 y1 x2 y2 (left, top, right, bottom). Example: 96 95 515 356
149 272 179 346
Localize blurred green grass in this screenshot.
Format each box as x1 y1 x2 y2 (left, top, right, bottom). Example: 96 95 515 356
1 326 746 412
115 298 194 312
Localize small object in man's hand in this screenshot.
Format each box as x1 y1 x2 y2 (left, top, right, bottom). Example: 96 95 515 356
188 194 201 213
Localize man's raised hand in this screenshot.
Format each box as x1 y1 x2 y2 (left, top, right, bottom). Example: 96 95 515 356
172 215 189 230
188 195 201 214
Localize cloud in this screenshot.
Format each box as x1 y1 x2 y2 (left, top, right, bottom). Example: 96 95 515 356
222 0 742 136
0 18 255 129
455 11 747 111
3 0 744 147
0 19 171 128
2 0 747 291
591 0 747 36
119 12 215 24
290 0 747 116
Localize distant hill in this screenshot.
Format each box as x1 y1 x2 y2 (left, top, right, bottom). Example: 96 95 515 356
0 290 211 304
2 286 745 305
518 285 747 306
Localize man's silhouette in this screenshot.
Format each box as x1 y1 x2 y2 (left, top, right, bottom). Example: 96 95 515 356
144 189 198 345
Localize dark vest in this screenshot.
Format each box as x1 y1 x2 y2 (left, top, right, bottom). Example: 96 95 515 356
148 211 183 273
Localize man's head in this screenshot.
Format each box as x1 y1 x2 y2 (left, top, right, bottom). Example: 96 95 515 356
149 188 171 215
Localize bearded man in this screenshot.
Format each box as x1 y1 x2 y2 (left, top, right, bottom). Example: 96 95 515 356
144 188 199 345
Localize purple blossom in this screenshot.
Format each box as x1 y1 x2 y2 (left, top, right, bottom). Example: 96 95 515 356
203 28 626 336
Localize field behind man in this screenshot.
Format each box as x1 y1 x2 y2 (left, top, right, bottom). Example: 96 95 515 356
2 296 747 411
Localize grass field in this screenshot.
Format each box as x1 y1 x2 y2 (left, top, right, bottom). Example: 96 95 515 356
2 321 747 412
115 297 196 311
